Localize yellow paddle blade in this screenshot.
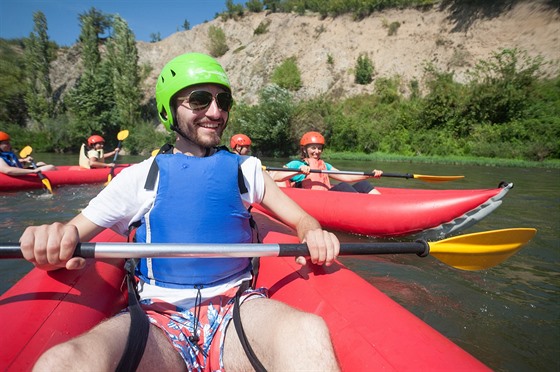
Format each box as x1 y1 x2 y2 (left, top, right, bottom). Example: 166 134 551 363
412 174 465 183
19 146 33 158
41 178 54 194
151 149 160 157
117 130 129 141
429 228 537 271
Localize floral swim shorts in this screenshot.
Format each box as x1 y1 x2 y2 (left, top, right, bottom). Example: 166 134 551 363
140 285 267 371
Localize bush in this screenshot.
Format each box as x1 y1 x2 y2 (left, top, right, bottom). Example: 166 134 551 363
271 57 302 91
354 53 374 85
207 26 229 57
254 19 270 35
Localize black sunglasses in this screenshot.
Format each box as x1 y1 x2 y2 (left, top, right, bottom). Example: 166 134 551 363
177 90 233 112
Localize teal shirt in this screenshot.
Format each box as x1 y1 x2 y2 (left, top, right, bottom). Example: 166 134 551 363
285 159 333 183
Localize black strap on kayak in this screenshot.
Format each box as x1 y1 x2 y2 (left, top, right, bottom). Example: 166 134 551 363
116 258 150 372
233 280 267 372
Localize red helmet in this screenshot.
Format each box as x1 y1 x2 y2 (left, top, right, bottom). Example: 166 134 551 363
0 131 10 142
230 134 252 149
300 131 325 146
87 135 105 146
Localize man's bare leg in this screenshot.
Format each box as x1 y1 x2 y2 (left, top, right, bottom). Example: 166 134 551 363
33 313 183 371
223 298 340 371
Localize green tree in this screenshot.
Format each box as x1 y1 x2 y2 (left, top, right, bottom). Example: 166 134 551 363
0 40 27 125
225 0 245 19
106 15 141 129
183 19 191 31
465 48 544 125
246 0 264 12
150 32 161 43
24 11 54 126
228 85 295 156
66 8 116 136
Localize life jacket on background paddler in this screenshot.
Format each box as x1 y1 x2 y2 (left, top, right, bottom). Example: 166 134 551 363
0 151 23 168
298 158 331 190
79 135 106 169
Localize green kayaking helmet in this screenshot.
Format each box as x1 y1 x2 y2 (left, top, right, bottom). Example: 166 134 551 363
156 53 231 131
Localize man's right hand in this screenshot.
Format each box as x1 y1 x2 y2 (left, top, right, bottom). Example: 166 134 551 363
19 222 86 271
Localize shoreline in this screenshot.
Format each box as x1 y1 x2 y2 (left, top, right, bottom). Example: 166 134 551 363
322 151 560 169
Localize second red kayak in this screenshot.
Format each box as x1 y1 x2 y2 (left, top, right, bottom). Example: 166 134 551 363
254 182 513 238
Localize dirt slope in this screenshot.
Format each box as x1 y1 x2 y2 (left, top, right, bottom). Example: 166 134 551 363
52 1 559 105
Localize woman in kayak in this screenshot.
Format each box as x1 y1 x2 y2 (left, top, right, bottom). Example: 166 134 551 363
271 131 383 194
79 134 120 169
19 53 340 371
0 131 55 176
230 133 252 155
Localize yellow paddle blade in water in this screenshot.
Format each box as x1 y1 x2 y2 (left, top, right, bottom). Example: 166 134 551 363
18 146 55 195
429 228 537 271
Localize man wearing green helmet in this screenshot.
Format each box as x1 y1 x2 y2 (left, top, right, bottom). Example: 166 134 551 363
19 53 340 371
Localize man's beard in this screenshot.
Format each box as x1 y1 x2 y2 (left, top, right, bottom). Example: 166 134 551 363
185 123 224 148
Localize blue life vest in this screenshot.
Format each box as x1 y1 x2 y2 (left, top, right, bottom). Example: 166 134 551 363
135 150 253 288
0 151 22 168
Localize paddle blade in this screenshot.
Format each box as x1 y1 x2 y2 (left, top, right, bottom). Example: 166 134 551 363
104 170 114 186
40 177 54 194
412 174 465 183
117 130 129 141
429 228 537 271
19 146 33 158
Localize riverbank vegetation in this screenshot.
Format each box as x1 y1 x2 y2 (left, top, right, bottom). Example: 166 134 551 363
227 48 560 166
1 3 558 168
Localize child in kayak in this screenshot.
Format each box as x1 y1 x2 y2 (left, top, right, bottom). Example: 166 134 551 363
19 53 340 371
230 133 252 155
270 131 383 193
79 135 120 169
0 131 55 176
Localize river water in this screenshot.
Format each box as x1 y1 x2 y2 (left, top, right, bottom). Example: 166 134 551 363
0 153 558 371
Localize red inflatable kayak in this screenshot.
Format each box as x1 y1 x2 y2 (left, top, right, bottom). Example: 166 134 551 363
0 164 132 192
254 182 512 238
0 211 489 371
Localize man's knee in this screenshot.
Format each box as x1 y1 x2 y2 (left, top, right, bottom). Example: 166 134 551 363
292 312 331 338
34 341 86 370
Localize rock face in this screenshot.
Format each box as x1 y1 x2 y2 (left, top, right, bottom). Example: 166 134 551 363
51 2 560 105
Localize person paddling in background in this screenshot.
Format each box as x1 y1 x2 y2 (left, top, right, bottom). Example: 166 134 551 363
230 133 252 155
79 135 120 169
271 131 383 194
0 131 55 176
19 53 340 371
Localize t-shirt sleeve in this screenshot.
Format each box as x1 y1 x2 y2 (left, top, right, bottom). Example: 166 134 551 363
240 156 264 204
82 159 155 235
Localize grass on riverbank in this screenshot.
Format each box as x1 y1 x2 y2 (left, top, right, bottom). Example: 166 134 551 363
322 151 560 169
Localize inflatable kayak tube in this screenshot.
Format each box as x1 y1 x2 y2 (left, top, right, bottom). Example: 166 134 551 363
0 212 489 371
253 182 513 239
0 164 132 192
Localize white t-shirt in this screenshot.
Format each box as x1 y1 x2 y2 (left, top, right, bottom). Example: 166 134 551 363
82 153 266 304
83 153 265 235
